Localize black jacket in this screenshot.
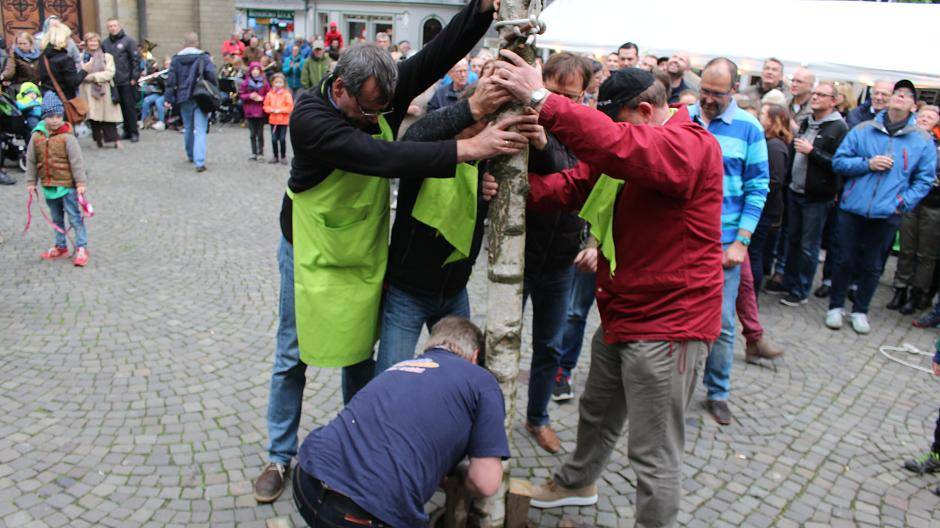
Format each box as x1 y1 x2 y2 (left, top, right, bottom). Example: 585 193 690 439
387 99 488 298
279 0 495 243
526 133 584 273
762 137 789 226
789 114 849 202
101 29 140 85
38 47 86 99
921 138 940 209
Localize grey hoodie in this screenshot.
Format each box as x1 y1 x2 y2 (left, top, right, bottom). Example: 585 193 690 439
790 110 844 193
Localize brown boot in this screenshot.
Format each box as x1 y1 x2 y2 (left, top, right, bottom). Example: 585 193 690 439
745 339 784 364
525 422 561 454
253 462 289 503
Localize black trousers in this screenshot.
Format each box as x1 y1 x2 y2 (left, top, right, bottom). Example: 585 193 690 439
246 118 265 156
272 124 287 158
116 83 138 138
292 466 391 528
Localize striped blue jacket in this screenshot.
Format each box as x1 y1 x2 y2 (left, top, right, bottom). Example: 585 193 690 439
689 100 770 244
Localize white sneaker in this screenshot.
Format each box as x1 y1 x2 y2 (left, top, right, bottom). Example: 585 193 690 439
152 121 165 131
825 308 844 330
849 312 870 334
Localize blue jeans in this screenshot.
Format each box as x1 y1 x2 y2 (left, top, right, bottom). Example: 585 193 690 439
141 93 165 122
179 100 208 167
558 270 596 378
704 257 741 401
374 285 470 376
782 193 831 299
47 190 87 248
266 237 375 465
828 210 901 314
523 265 575 426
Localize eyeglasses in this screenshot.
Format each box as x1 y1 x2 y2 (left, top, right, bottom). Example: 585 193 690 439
811 91 834 98
354 95 394 117
700 87 731 99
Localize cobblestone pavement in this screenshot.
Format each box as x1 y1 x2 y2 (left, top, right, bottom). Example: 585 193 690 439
2 125 940 528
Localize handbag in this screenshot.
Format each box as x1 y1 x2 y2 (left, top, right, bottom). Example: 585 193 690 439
110 81 120 105
191 56 220 113
42 55 88 124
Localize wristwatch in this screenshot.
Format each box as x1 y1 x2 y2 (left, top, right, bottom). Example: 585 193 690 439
528 88 549 107
736 235 751 247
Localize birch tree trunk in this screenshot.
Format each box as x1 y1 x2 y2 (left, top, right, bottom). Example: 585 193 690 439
471 1 539 526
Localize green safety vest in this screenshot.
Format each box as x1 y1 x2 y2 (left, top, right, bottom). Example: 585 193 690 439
411 162 479 265
288 116 394 367
578 174 624 275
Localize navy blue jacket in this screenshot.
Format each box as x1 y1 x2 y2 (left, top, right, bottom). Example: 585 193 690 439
164 49 217 105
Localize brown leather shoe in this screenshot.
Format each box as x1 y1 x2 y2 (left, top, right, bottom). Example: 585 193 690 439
745 339 784 364
525 422 561 454
254 462 289 503
707 400 733 425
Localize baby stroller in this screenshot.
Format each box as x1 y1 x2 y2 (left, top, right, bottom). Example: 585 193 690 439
0 91 27 172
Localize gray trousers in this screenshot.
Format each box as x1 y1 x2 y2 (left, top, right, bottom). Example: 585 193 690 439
555 329 705 528
894 206 940 292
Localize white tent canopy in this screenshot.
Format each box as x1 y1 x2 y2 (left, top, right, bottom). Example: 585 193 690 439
538 0 940 88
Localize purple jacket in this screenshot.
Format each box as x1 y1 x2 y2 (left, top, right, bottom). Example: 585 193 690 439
239 73 269 119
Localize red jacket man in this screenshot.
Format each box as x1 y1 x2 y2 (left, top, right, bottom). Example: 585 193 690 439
494 58 723 527
324 22 344 52
221 35 245 57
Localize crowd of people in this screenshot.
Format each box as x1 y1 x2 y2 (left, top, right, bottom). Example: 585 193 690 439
4 2 940 526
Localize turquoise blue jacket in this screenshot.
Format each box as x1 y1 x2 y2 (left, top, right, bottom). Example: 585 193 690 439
833 111 937 218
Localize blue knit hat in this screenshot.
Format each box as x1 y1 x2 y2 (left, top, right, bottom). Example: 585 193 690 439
41 91 64 118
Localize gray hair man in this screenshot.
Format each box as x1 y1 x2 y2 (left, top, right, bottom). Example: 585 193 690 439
846 79 893 129
743 57 788 110
292 317 509 527
254 0 529 505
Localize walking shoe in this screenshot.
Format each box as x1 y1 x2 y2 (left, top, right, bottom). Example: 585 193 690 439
152 121 165 131
269 157 280 164
706 400 733 425
825 308 844 330
814 283 831 298
40 246 70 260
72 247 89 267
849 312 870 334
900 289 923 315
904 451 940 475
764 278 787 295
0 170 16 185
130 134 139 143
913 312 940 329
745 339 784 364
253 462 289 503
195 166 206 173
886 287 908 310
552 371 574 402
525 422 561 454
780 294 807 307
529 479 598 509
248 155 257 161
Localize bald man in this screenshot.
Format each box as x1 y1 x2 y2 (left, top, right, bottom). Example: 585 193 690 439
665 51 691 104
789 67 816 129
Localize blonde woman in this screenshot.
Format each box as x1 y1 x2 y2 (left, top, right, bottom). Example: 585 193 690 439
834 82 857 116
38 24 86 101
80 33 122 147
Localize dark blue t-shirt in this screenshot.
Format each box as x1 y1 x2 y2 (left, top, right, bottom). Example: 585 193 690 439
298 348 510 528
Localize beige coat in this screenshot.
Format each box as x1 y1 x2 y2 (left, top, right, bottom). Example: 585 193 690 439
79 52 123 123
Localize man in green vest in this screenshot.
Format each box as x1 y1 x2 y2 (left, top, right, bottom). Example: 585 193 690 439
299 39 330 92
254 0 529 505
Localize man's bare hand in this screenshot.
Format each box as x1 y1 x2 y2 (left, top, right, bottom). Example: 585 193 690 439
481 172 498 201
516 108 547 149
793 138 813 155
492 49 544 104
869 155 894 171
722 241 747 268
458 115 528 161
574 247 598 273
469 75 513 121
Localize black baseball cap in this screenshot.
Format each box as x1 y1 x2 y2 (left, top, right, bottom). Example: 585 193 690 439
597 68 655 119
894 79 917 99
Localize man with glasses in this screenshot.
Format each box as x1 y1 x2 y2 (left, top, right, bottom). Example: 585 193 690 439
688 57 769 426
779 81 849 307
428 58 470 112
846 79 894 130
254 0 527 505
826 80 936 334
